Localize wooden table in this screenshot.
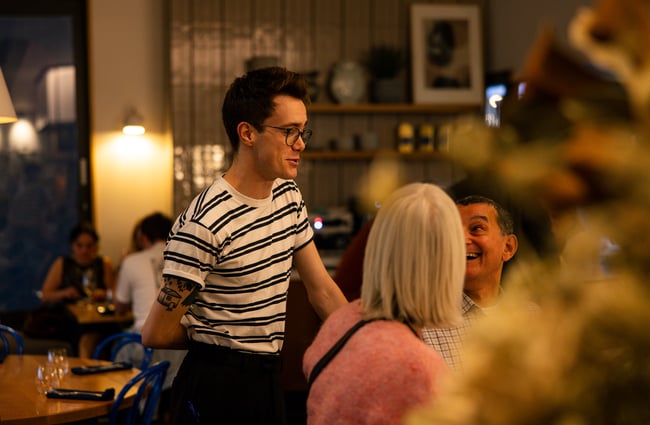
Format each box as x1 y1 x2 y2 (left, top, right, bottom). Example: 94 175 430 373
66 302 134 326
0 354 140 424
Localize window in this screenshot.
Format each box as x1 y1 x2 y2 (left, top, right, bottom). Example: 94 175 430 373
0 0 90 310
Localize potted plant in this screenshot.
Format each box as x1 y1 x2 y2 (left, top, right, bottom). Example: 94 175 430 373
364 44 406 103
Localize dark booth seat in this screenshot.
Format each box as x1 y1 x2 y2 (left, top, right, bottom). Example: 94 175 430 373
0 309 74 355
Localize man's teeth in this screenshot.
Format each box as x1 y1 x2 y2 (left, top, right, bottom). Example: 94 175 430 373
467 253 480 259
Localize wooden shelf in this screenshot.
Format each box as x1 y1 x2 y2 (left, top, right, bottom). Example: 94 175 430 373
301 150 446 160
308 103 481 114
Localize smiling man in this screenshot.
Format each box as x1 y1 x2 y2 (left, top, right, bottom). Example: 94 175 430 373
422 195 518 370
141 67 347 425
460 195 518 306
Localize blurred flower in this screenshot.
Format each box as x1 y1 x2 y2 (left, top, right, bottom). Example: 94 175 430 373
406 1 650 424
407 276 650 425
569 0 650 122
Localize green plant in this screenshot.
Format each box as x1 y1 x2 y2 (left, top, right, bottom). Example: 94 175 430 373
364 44 404 79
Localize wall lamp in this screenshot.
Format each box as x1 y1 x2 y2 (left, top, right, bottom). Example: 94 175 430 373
122 108 145 135
0 68 17 124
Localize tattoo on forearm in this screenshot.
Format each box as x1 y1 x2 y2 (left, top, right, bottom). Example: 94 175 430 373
182 285 200 306
157 276 200 311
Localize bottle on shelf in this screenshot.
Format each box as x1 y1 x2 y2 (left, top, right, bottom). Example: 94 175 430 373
397 122 415 153
418 124 435 152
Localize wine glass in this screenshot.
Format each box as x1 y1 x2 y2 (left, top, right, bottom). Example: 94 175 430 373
47 347 69 379
82 270 96 302
35 363 59 395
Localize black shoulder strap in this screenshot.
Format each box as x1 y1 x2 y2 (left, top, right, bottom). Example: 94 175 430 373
307 318 376 392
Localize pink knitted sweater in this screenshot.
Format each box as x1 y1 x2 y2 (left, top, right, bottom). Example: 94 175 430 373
303 301 448 425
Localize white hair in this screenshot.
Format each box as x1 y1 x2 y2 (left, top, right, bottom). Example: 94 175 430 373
361 182 466 328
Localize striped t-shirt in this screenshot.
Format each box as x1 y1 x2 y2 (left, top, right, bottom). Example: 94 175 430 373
162 176 313 354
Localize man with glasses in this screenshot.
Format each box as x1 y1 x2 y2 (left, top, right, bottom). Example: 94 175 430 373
142 67 347 424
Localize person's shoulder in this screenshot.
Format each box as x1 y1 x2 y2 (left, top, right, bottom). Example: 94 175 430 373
273 178 301 194
185 177 230 210
273 178 293 185
380 324 446 370
100 255 114 268
119 249 151 268
327 300 358 322
119 253 136 270
47 256 65 271
319 301 359 334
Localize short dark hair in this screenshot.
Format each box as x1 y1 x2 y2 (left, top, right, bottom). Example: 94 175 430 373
222 66 310 152
139 212 173 242
456 195 515 235
69 222 99 244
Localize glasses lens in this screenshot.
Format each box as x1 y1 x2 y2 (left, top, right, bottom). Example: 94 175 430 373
287 127 300 145
301 129 313 143
269 126 312 146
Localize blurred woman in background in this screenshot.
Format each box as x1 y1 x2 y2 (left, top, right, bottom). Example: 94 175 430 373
33 222 115 356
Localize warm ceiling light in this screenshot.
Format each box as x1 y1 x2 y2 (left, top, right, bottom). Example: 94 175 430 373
122 108 145 135
0 68 17 124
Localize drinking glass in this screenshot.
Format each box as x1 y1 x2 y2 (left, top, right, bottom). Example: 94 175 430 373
47 347 69 379
82 270 97 308
35 363 59 395
82 270 96 299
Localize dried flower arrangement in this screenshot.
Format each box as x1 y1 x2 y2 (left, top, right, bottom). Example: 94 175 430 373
405 0 650 423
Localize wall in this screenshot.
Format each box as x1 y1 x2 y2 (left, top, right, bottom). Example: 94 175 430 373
486 0 592 74
169 0 486 214
87 0 593 264
88 0 173 265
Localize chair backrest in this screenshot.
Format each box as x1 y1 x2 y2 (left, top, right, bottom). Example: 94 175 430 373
109 360 170 425
0 324 24 355
93 332 153 370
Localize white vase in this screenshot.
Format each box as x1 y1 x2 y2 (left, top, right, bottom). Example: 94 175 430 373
329 61 366 104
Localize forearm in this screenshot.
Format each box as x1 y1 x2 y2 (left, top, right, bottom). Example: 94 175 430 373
141 303 189 349
91 288 108 302
294 241 348 319
307 280 348 320
40 290 62 304
41 286 78 304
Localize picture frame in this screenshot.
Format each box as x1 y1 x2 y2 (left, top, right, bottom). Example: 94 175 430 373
410 3 484 105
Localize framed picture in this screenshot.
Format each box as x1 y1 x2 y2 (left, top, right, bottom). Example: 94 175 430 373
410 3 484 105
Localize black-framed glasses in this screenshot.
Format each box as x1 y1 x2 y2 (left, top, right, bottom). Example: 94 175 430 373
261 125 313 146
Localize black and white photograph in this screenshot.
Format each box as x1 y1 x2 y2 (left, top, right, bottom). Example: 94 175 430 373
411 4 483 105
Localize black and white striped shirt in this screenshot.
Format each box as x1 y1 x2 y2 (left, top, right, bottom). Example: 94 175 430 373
163 177 313 354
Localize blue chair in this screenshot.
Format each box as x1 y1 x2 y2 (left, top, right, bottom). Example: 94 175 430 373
108 360 170 425
0 324 24 355
93 332 153 370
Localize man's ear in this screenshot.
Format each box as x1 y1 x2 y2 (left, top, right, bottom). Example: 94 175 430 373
502 234 519 262
238 122 256 147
